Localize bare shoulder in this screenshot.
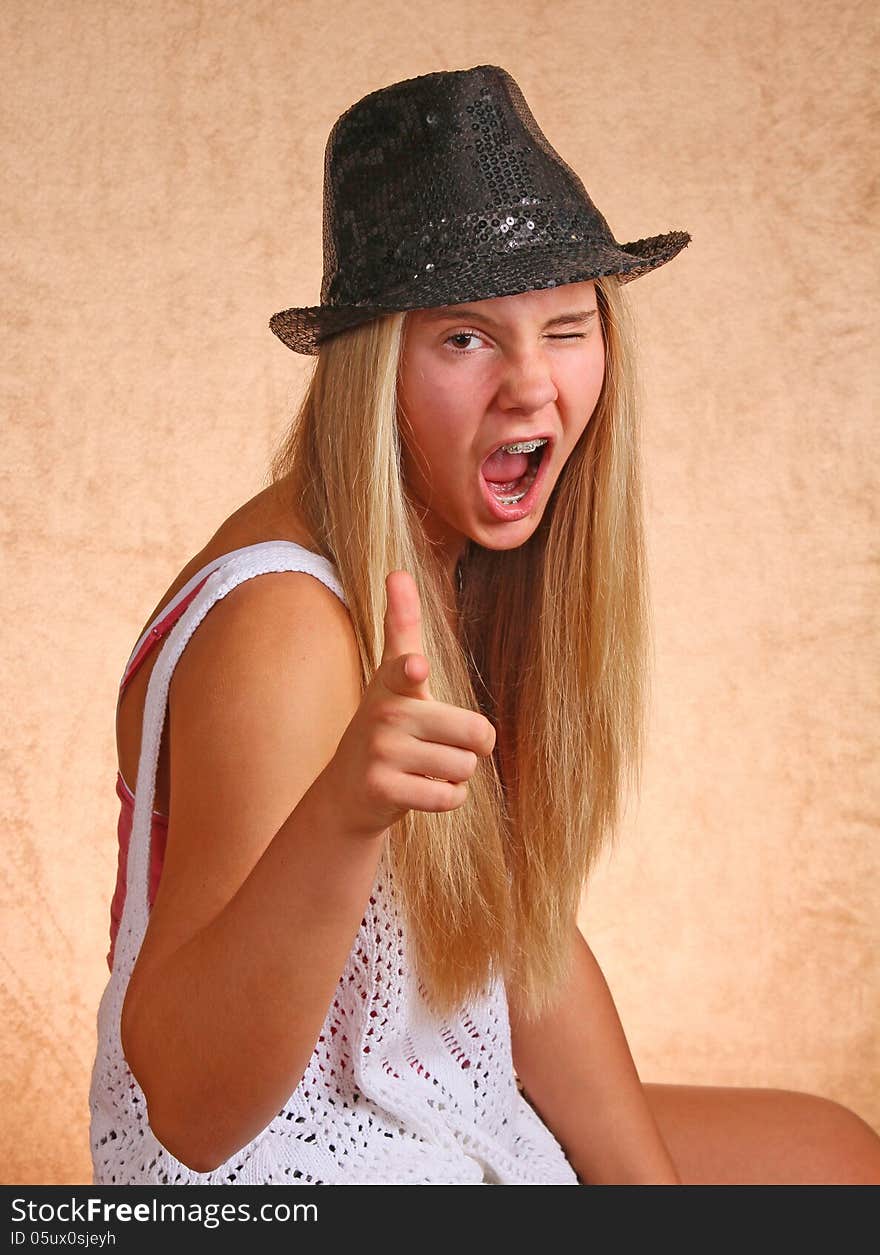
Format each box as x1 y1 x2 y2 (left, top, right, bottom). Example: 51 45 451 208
176 565 358 677
168 567 363 732
127 568 363 997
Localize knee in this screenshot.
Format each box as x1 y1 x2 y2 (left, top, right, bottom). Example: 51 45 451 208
781 1089 880 1185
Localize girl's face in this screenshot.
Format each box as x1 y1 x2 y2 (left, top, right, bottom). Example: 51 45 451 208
397 279 605 575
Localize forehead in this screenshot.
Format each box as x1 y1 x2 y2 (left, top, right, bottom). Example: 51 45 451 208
410 278 598 328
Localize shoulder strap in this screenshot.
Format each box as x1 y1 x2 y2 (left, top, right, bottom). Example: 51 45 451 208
119 574 214 696
112 542 347 987
120 541 331 683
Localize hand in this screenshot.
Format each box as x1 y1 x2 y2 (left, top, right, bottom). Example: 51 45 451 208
325 569 496 838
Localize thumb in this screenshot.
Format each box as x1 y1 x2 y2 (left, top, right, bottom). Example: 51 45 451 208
381 570 431 695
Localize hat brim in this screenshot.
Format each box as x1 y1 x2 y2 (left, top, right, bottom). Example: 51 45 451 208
269 229 690 355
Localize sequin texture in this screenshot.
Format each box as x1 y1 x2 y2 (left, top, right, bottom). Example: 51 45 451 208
270 65 691 354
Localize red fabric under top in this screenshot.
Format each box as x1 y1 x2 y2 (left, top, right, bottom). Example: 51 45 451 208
107 571 212 972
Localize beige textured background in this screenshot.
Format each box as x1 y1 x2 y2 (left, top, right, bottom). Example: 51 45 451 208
2 1 877 1184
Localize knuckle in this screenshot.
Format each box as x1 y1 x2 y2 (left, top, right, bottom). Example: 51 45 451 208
375 698 406 728
363 762 391 804
424 777 456 812
374 734 404 774
361 762 382 798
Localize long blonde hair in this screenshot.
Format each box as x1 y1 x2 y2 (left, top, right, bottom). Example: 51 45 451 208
267 276 650 1021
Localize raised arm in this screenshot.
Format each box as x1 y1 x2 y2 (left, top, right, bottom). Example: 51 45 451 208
120 572 382 1172
509 922 681 1184
120 567 495 1174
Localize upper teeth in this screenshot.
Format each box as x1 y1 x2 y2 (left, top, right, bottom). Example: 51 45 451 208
500 437 548 454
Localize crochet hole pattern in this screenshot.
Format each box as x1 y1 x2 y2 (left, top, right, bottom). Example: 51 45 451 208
89 543 579 1185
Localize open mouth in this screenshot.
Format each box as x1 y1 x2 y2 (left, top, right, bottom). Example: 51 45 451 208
479 438 553 515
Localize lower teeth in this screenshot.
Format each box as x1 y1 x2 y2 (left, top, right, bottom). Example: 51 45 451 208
491 457 539 505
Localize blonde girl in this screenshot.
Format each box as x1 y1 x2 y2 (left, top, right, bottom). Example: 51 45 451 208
89 64 880 1186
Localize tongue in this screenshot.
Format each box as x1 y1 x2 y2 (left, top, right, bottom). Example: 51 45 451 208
482 448 529 483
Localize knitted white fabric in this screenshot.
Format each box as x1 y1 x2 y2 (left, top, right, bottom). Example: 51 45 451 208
89 541 579 1185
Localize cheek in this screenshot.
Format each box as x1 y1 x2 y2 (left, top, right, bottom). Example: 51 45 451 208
562 348 605 411
399 353 454 428
397 381 454 490
419 364 480 421
580 346 606 416
588 337 607 389
399 359 479 450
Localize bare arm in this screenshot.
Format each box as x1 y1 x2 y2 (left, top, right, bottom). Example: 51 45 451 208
122 772 384 1173
121 573 382 1173
509 923 681 1184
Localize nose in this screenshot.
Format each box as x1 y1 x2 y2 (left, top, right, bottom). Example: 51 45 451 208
495 345 559 414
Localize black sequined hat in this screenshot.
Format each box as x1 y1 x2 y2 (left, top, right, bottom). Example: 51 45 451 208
270 64 691 354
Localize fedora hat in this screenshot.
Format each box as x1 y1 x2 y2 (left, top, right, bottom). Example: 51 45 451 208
269 64 691 354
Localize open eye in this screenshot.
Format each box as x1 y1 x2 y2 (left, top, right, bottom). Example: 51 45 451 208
445 331 485 352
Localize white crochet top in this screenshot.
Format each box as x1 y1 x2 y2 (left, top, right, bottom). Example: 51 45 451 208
89 541 579 1185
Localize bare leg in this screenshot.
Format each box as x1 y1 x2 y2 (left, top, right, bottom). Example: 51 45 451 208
642 1083 880 1184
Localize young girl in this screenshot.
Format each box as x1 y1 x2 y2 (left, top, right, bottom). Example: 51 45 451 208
89 64 880 1185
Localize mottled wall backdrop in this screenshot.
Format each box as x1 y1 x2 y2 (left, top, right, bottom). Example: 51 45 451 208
2 0 876 1183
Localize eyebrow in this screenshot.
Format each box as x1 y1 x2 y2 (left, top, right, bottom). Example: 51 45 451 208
420 307 599 330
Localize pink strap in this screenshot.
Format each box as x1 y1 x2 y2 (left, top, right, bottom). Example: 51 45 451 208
119 574 213 696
